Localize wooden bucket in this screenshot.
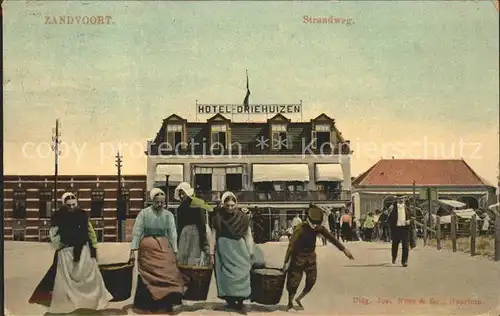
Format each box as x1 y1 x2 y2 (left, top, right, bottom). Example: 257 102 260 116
178 265 213 301
251 267 285 305
99 261 134 302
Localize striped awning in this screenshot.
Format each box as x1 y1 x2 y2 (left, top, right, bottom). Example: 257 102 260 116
252 164 309 182
315 164 343 181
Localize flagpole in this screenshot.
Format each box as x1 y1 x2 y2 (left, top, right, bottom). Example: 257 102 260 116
247 69 250 123
244 69 250 123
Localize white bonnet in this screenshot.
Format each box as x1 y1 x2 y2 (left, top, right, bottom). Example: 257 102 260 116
174 182 194 201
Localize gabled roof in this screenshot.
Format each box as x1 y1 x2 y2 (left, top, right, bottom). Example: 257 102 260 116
267 113 291 123
353 159 488 187
164 114 187 122
311 113 334 122
207 113 231 123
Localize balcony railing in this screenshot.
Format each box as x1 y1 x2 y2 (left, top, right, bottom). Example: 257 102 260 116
148 140 351 156
186 190 351 203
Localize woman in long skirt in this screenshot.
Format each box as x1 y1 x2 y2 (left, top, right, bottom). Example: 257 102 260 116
29 192 99 306
174 182 214 266
340 208 352 242
211 191 254 311
47 206 112 314
129 188 186 314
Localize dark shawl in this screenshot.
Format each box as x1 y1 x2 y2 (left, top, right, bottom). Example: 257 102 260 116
54 207 95 262
176 197 207 249
51 206 70 227
211 206 250 240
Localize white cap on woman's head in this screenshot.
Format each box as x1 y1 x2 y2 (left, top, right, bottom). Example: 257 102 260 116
174 182 194 201
150 188 165 200
61 192 77 205
221 191 237 204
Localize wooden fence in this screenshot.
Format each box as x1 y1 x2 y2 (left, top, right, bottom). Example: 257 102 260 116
417 214 500 261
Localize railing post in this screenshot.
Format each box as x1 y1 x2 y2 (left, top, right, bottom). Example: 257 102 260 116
436 216 441 250
451 213 457 252
495 215 500 261
423 221 427 246
470 214 477 257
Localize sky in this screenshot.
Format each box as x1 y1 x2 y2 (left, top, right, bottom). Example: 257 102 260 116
3 1 499 186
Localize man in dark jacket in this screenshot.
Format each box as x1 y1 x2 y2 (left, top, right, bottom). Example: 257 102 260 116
388 196 413 267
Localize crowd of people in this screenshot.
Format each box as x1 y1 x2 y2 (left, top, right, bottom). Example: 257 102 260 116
28 182 357 315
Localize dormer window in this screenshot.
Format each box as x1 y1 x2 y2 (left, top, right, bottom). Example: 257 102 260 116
166 124 183 149
211 124 227 149
272 124 288 149
312 123 331 149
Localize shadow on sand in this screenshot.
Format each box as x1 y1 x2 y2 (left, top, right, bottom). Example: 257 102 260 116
43 304 133 316
43 302 289 316
179 302 288 315
343 263 401 268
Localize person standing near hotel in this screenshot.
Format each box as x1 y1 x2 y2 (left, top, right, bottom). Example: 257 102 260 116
339 208 352 242
363 212 375 241
379 209 391 242
481 213 490 235
174 182 214 266
292 214 302 230
388 196 413 267
129 188 186 314
373 210 381 241
333 210 341 238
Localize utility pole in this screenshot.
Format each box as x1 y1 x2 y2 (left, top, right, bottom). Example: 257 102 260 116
497 129 499 206
51 119 61 212
412 180 416 214
165 174 170 202
428 187 433 239
115 151 123 242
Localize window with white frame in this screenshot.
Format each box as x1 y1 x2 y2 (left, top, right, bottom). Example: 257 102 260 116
166 124 183 149
211 124 227 149
272 124 288 149
312 123 332 149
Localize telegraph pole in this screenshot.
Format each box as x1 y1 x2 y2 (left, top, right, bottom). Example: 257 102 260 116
412 180 416 214
51 119 61 212
165 175 170 201
115 151 123 241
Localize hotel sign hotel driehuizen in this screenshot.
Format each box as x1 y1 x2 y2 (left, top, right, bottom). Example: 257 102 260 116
196 103 302 115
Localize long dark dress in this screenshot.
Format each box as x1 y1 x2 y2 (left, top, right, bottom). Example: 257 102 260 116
29 208 68 306
176 197 210 266
28 252 58 306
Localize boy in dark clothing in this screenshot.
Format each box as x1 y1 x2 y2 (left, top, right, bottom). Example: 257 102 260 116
283 205 354 311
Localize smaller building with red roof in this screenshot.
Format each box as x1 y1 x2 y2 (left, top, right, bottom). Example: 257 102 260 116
351 159 496 219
